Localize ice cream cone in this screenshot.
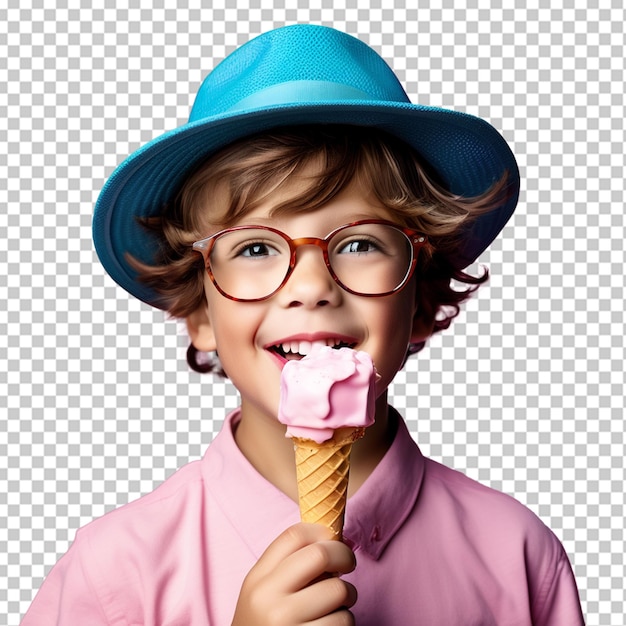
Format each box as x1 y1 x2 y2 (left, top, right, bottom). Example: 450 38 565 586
278 346 377 540
293 427 364 540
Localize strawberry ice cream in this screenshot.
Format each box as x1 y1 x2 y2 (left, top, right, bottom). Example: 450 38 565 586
278 345 377 538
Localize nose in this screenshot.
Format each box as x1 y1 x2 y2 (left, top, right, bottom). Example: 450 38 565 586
277 245 342 308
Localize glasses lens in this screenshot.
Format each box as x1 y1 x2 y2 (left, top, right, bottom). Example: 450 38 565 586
203 223 415 300
209 228 290 300
328 223 413 295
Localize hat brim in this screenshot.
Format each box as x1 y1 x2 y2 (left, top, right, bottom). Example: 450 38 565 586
93 100 519 309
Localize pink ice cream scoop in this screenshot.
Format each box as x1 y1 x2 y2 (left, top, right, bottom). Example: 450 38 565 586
278 345 378 539
278 346 377 444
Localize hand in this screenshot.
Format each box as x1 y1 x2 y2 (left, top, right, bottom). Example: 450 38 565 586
232 523 358 625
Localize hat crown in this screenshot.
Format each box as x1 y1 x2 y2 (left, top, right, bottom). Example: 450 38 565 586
94 24 519 309
189 25 410 121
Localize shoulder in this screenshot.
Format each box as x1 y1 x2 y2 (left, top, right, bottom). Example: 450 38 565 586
423 457 553 542
68 456 212 603
420 457 569 577
77 457 208 553
79 457 216 618
420 458 583 623
22 458 212 624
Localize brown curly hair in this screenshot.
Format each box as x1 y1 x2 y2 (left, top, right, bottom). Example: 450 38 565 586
129 125 512 375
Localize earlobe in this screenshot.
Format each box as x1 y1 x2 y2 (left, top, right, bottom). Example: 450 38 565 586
186 305 217 352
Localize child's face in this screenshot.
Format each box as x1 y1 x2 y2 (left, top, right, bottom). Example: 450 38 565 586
188 178 426 424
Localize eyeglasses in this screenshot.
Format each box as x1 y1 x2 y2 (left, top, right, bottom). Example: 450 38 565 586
192 219 427 302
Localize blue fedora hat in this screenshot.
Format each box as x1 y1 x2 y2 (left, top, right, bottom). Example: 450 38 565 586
93 24 519 309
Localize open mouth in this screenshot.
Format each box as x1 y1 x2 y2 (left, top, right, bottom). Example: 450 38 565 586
269 338 357 360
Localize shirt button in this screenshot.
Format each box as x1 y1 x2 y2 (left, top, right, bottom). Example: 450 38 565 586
370 525 381 542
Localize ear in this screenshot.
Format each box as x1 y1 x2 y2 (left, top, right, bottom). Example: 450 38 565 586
185 303 217 352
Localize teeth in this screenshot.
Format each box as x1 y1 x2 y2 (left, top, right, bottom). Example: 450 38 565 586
278 338 348 356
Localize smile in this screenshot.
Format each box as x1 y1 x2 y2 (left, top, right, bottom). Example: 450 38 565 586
268 336 357 360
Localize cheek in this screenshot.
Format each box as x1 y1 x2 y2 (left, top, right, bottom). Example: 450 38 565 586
364 291 417 382
204 290 252 361
380 287 418 338
209 310 258 384
210 304 256 349
207 298 269 363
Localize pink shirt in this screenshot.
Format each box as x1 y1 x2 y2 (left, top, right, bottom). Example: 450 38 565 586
22 409 584 625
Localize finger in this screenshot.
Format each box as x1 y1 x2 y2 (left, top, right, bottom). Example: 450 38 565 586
306 608 355 626
283 540 357 592
294 577 358 621
253 523 334 577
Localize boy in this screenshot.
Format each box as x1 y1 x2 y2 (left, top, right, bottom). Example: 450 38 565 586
22 24 584 625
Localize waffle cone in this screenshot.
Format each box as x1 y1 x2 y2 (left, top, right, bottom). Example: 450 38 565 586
293 428 364 540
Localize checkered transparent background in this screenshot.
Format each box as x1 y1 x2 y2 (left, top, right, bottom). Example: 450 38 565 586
1 1 624 624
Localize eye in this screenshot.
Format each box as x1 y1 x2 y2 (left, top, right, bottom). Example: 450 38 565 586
337 237 381 255
233 240 281 258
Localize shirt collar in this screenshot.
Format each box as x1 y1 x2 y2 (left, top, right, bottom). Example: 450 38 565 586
203 407 425 561
343 408 425 559
202 409 300 560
